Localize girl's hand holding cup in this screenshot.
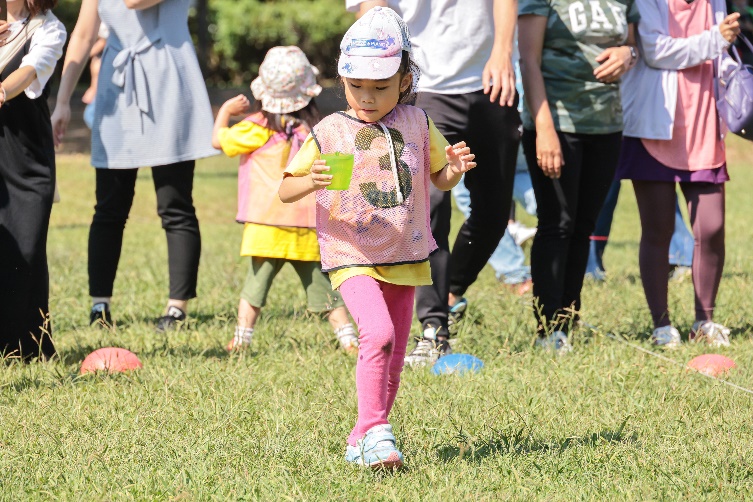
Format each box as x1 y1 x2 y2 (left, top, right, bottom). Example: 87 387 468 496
446 141 476 175
310 160 333 189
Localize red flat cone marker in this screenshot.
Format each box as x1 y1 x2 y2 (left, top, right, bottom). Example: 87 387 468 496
81 347 143 375
687 354 736 377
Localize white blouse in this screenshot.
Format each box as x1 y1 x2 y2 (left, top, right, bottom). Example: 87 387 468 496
6 12 66 99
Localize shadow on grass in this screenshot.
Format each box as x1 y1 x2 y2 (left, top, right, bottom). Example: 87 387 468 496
55 337 233 367
51 223 90 231
129 306 307 328
141 343 232 360
435 418 637 463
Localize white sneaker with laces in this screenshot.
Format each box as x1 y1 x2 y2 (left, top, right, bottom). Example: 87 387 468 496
651 325 681 348
507 221 537 246
404 325 447 367
535 330 573 354
690 321 731 347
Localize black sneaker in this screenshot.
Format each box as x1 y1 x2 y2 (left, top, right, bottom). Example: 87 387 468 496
90 302 113 328
155 306 187 332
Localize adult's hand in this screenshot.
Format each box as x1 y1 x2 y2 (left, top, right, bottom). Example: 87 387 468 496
720 12 741 43
593 46 633 83
482 46 516 107
0 21 9 46
536 127 564 179
50 103 71 147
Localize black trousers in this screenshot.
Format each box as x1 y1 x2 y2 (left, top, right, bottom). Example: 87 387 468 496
523 130 622 334
88 161 201 300
0 140 56 360
415 90 521 331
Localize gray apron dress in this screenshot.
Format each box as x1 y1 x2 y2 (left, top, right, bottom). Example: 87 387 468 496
93 0 217 168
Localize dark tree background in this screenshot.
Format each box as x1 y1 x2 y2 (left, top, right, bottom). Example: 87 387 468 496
54 0 354 86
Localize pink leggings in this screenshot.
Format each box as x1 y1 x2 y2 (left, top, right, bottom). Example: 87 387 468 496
338 275 415 446
633 181 725 327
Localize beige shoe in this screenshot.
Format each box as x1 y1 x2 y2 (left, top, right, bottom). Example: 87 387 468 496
690 321 731 348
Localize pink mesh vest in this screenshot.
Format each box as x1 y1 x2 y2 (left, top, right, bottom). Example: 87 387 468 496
237 113 316 228
311 105 437 272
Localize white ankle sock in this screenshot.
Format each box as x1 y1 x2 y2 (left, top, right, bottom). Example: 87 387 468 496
233 326 254 346
334 323 359 349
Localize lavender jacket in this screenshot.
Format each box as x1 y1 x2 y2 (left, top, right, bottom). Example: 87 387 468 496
621 0 730 139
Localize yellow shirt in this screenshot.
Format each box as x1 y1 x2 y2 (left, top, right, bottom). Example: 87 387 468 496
219 121 320 261
217 121 276 158
285 115 450 289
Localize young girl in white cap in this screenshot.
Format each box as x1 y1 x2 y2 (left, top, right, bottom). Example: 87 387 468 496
212 46 358 353
279 8 476 468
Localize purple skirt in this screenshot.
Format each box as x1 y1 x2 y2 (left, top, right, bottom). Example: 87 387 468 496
616 137 729 184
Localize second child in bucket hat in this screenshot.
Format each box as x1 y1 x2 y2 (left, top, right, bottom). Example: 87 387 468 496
251 46 322 115
212 46 359 354
278 7 478 469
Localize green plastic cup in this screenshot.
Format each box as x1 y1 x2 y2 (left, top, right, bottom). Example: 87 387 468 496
322 152 354 191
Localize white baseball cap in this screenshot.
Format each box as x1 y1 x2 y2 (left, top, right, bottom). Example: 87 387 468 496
338 6 412 80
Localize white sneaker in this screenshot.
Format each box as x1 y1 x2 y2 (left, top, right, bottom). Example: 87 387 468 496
335 323 360 351
690 321 731 348
651 325 681 348
404 325 450 367
535 330 572 354
507 221 537 246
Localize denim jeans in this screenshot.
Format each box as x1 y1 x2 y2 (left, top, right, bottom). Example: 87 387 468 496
452 150 536 285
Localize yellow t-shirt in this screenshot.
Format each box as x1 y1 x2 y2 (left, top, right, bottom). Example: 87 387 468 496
284 115 450 289
218 121 320 261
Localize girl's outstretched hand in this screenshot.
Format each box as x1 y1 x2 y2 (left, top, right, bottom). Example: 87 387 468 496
446 142 476 174
222 94 251 116
310 160 333 189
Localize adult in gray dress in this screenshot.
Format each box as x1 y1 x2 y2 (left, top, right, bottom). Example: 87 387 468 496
51 0 217 331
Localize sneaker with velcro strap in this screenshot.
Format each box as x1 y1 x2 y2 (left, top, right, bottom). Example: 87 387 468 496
345 424 404 469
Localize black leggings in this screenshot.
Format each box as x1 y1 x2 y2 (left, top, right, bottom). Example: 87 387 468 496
414 90 521 330
523 130 621 334
88 161 201 300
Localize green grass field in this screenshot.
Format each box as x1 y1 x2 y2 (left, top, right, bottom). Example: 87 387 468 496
2 137 753 500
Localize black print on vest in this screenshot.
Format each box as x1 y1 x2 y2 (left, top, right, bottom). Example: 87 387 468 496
355 125 413 209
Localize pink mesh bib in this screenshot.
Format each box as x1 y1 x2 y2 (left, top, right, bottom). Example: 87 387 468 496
237 113 316 228
312 105 437 272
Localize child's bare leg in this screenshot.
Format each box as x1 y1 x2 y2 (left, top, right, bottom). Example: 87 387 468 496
238 298 261 330
327 306 350 330
328 307 359 351
228 299 260 351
